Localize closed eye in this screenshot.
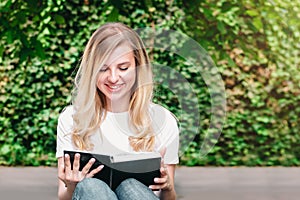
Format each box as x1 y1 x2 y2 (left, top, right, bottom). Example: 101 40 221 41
99 65 108 72
119 66 129 71
119 63 130 71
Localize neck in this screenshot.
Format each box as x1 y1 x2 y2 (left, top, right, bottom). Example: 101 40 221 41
106 100 130 113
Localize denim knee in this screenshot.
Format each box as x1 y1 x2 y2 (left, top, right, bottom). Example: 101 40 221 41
116 178 159 200
118 178 142 189
72 178 117 200
76 178 106 191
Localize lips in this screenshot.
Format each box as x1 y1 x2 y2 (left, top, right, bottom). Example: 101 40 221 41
105 84 124 92
109 85 121 89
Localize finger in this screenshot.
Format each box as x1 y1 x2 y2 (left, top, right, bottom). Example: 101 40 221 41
57 157 66 181
154 177 168 184
160 166 168 177
86 165 104 178
64 154 73 181
149 183 170 191
149 184 160 191
81 158 96 174
150 181 171 191
73 153 80 173
64 154 71 171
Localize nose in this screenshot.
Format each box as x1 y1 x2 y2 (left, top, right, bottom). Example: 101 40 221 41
107 69 119 83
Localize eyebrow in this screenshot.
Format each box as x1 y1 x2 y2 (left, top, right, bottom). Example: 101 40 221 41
117 61 131 66
103 61 131 67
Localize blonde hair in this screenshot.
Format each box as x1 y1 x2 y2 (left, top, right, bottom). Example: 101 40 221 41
72 22 155 152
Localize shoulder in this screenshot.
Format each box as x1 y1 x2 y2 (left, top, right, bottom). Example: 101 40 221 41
151 104 180 163
57 106 75 139
58 105 74 121
150 103 177 121
150 103 179 131
60 105 74 115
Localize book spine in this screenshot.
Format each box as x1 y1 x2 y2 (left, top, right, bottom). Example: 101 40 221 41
109 168 113 189
109 156 113 189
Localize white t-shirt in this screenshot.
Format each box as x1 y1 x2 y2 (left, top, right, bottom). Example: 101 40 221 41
56 104 179 164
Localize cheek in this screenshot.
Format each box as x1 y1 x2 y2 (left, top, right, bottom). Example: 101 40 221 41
96 74 105 89
123 68 136 83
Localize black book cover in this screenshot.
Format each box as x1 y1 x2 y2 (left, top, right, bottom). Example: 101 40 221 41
64 150 161 190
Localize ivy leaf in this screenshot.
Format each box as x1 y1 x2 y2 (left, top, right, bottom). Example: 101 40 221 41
53 14 65 24
107 7 119 22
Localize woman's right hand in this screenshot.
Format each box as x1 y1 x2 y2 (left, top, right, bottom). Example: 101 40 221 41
58 153 104 189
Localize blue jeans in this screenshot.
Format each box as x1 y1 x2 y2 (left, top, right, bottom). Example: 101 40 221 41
72 178 159 200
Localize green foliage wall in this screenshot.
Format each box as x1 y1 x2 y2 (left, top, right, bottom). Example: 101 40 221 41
179 0 300 166
0 0 299 166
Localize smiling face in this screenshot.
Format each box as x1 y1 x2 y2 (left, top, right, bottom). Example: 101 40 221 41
97 44 136 112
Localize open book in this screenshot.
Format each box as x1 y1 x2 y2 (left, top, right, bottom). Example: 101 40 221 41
64 150 161 190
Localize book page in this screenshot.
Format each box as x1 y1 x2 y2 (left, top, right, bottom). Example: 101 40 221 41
111 152 161 163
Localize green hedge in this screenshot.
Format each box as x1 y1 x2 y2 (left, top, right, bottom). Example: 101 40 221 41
0 0 299 166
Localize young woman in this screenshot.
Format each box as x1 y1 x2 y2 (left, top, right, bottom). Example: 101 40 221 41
56 22 179 200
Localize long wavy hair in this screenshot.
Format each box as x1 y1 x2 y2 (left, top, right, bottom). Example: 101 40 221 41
71 22 155 152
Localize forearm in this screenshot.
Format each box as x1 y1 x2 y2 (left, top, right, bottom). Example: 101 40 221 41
159 164 176 200
58 182 76 200
160 188 176 200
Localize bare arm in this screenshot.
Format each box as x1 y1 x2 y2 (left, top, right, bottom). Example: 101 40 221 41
160 164 176 200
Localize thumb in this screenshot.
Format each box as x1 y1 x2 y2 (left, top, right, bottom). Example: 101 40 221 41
159 147 167 164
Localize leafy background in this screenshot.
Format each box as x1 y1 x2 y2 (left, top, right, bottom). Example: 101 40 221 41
0 0 299 166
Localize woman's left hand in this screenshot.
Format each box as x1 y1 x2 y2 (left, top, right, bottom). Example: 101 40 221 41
149 148 176 199
149 165 173 191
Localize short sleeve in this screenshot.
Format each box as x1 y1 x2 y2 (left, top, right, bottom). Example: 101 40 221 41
152 105 179 164
56 106 74 158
